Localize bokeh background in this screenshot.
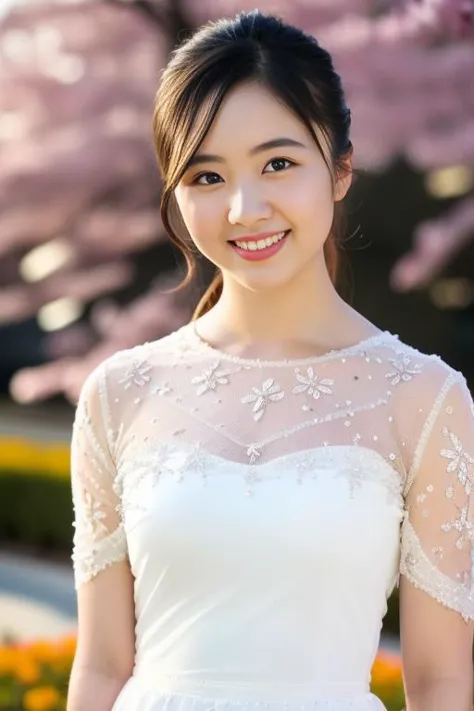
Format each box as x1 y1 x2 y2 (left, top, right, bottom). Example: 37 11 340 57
0 1 473 709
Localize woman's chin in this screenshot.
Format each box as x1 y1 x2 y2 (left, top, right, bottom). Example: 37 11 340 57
227 265 299 294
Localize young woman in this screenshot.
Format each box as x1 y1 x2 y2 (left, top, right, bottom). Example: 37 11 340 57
67 11 474 711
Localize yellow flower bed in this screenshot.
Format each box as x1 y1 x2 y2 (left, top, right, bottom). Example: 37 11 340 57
0 437 70 479
0 636 75 711
0 634 405 711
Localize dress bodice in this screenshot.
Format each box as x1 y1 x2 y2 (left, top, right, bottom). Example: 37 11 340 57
69 322 474 711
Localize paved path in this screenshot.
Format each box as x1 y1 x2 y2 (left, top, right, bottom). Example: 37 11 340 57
0 552 77 641
0 593 76 640
0 398 73 442
0 552 76 616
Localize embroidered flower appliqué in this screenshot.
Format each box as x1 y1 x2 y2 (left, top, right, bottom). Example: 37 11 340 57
441 503 474 550
241 378 284 421
191 361 231 395
182 444 212 483
118 359 152 389
246 444 261 464
83 492 107 534
440 428 474 495
385 356 422 386
292 367 334 400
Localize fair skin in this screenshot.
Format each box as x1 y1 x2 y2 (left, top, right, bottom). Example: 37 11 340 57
400 576 474 711
175 81 474 708
67 562 135 710
399 582 473 710
175 81 380 360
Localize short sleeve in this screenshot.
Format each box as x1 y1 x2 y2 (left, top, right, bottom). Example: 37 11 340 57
70 361 128 588
400 371 474 621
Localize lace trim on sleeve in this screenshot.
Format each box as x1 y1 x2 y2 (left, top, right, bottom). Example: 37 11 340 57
400 515 474 622
72 523 128 588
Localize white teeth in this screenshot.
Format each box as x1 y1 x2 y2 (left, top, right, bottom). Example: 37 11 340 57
234 231 287 251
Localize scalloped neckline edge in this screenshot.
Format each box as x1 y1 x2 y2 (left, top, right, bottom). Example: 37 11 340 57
184 322 399 367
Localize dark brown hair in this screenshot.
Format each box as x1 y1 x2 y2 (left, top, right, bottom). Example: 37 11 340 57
152 11 353 320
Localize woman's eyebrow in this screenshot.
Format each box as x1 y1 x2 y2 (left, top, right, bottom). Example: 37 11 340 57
249 137 307 155
186 137 306 168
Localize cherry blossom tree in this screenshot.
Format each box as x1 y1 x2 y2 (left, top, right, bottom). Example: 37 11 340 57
0 0 472 403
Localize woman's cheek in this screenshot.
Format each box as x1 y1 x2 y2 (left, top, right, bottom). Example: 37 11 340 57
187 195 226 253
291 173 334 222
179 192 214 238
196 194 225 234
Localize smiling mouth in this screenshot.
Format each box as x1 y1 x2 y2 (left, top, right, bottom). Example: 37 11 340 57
229 230 290 252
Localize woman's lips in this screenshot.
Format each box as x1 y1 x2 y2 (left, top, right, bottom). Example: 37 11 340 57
229 230 290 261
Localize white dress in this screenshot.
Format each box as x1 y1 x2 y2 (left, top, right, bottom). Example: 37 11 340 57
70 322 474 711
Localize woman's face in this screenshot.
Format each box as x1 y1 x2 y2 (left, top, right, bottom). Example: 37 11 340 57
174 82 351 292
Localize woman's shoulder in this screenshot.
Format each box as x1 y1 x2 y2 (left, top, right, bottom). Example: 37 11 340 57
88 323 195 386
109 323 191 363
369 330 466 397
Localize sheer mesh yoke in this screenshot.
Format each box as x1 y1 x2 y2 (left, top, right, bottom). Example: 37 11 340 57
70 321 474 621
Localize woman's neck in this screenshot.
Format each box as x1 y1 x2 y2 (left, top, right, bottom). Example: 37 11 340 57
195 262 380 359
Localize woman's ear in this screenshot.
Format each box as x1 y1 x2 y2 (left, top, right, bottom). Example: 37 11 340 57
334 147 353 203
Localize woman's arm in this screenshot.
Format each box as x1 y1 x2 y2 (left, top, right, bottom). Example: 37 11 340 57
403 681 471 711
66 359 135 710
400 580 473 710
399 370 474 710
67 561 135 711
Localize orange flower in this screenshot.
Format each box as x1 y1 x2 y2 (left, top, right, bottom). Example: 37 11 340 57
56 634 77 659
23 685 61 711
371 652 405 710
0 646 19 675
28 640 60 664
371 650 402 686
15 657 41 685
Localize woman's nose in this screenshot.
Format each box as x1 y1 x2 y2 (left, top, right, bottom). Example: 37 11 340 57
227 185 272 226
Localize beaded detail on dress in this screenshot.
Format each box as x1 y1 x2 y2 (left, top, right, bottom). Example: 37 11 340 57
70 321 474 623
69 322 474 711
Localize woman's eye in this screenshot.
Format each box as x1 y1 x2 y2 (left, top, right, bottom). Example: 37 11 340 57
264 158 294 173
193 172 223 186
